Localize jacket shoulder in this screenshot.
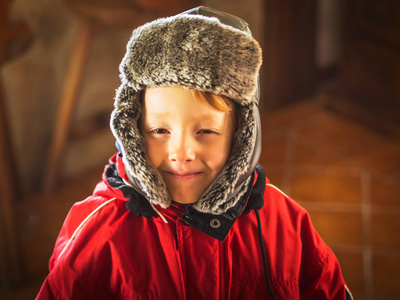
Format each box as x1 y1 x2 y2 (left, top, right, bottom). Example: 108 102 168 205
262 181 325 249
262 182 350 298
48 195 123 270
64 195 117 233
263 182 308 217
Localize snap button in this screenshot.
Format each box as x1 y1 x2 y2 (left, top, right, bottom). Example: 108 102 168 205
210 218 221 229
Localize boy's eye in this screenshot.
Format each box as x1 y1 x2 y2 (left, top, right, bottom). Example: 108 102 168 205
197 129 218 134
153 128 170 134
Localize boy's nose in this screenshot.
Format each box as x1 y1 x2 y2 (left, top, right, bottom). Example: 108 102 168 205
168 135 195 164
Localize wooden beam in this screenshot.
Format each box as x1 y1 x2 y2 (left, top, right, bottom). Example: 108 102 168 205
0 0 32 289
0 80 22 290
43 21 91 192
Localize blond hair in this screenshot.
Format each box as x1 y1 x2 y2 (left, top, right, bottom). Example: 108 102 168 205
190 89 235 113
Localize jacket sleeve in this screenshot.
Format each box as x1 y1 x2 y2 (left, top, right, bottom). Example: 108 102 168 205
48 197 105 270
35 202 87 300
36 276 57 300
36 197 106 300
299 249 353 299
298 213 353 300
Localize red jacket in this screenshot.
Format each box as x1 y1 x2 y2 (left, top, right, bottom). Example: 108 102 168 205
37 154 352 299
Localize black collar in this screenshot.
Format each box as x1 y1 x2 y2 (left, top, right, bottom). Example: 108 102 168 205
180 165 265 241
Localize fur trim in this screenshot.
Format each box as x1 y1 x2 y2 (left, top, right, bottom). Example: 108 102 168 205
111 13 262 214
111 85 171 208
192 104 256 214
120 14 261 105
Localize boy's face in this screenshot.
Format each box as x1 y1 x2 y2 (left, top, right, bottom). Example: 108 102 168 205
140 87 235 204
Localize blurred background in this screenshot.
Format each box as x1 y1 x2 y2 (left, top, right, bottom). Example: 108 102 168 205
1 0 399 299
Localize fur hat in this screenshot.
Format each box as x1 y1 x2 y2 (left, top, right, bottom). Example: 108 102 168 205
110 7 262 214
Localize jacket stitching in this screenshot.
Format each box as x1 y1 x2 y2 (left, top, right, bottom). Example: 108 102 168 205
56 197 117 261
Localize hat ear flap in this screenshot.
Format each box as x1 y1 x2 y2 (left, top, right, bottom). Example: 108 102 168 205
111 84 171 208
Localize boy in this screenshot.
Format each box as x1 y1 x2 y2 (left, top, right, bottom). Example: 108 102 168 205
37 6 353 299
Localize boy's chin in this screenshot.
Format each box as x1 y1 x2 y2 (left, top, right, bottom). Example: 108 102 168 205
169 191 201 205
170 196 198 205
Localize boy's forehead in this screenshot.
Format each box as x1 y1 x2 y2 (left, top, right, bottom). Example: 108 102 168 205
144 87 217 109
142 86 231 123
143 109 226 122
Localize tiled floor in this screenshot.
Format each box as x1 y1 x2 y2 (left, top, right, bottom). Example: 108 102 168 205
2 94 400 299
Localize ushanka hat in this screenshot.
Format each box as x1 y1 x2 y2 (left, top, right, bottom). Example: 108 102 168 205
110 6 262 215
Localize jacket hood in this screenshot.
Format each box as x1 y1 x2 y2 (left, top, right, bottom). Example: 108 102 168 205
110 6 262 215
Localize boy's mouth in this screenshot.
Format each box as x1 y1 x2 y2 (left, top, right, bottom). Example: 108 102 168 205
165 171 202 180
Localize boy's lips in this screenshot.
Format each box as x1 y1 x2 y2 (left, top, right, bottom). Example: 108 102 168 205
164 171 202 180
